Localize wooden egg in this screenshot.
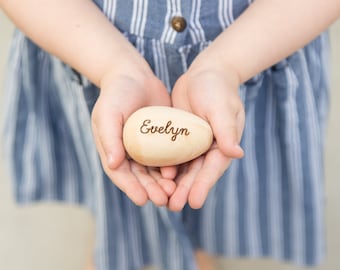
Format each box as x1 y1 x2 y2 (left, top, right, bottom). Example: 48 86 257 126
123 106 213 166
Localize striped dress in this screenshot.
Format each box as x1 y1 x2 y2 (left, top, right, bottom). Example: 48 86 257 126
2 1 330 269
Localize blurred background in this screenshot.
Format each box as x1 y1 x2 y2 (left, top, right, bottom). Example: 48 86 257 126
1 11 339 270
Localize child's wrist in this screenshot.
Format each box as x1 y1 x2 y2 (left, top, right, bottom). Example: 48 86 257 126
188 52 241 91
99 55 154 92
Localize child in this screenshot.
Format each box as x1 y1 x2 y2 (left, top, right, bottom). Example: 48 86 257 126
1 0 339 269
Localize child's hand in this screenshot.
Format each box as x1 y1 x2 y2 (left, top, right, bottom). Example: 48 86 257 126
169 55 245 211
91 62 176 207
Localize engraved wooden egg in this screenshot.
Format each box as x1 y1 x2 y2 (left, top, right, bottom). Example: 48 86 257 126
123 106 213 167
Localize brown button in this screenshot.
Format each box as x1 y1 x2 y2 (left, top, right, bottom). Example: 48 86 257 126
171 16 187 32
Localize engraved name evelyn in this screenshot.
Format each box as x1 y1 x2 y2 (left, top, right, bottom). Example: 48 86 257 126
140 119 190 141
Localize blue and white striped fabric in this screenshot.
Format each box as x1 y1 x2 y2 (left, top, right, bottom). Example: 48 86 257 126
2 0 330 269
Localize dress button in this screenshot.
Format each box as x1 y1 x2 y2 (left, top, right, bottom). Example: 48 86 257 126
171 16 187 32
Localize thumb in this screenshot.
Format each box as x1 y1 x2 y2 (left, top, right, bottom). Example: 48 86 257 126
91 108 126 170
209 106 245 159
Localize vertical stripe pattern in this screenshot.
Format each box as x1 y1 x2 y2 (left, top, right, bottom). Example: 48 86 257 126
218 0 234 28
188 0 206 43
101 0 117 23
266 79 283 259
130 0 148 36
160 0 181 44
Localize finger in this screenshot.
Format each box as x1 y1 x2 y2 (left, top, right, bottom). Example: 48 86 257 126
188 147 233 209
148 167 176 196
91 108 126 169
130 162 169 206
160 166 178 180
171 76 192 111
91 123 110 169
147 78 174 107
168 157 204 212
158 179 177 197
209 104 245 159
93 127 149 206
105 160 149 206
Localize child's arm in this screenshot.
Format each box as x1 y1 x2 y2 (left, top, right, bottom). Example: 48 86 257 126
198 0 340 84
0 0 146 86
1 0 176 206
169 0 340 211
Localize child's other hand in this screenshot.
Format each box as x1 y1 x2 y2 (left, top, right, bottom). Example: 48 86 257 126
91 62 176 207
169 57 245 211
